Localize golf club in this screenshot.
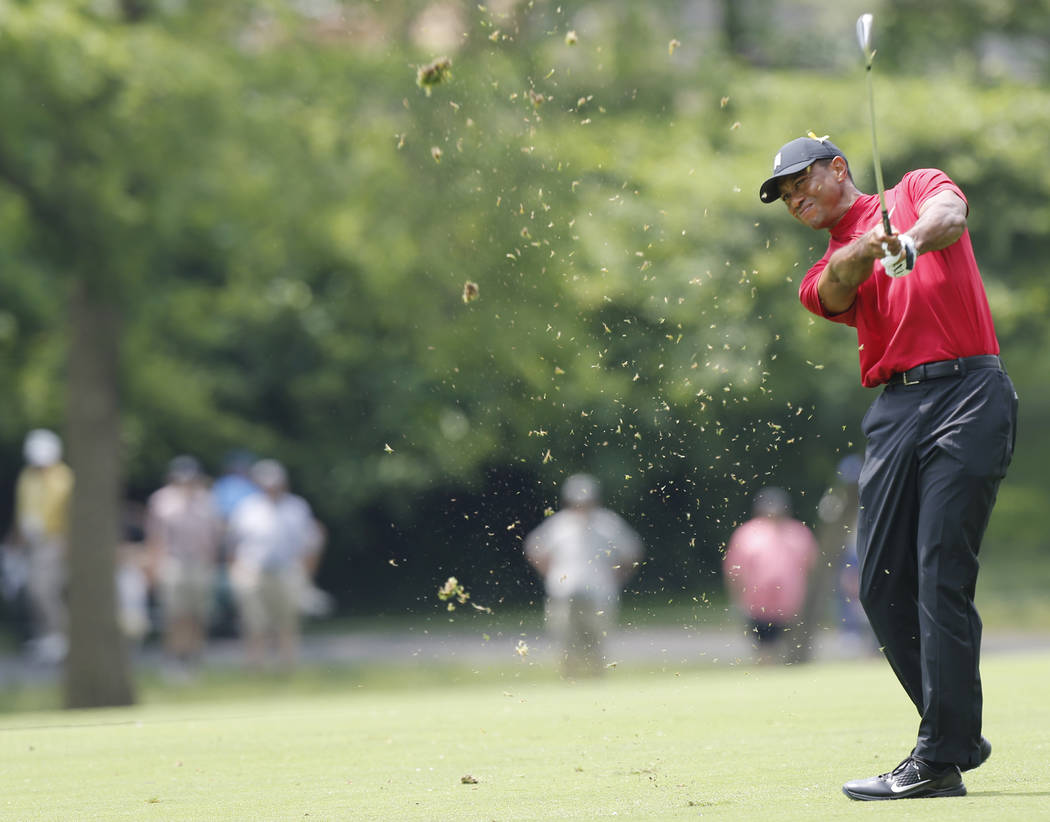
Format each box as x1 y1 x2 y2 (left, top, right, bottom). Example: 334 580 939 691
856 13 893 235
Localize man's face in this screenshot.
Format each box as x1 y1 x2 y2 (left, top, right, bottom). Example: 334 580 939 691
778 158 847 230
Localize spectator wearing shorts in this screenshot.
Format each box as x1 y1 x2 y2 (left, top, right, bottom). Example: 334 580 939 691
146 455 223 673
723 487 819 663
525 474 642 677
227 459 323 669
13 429 74 663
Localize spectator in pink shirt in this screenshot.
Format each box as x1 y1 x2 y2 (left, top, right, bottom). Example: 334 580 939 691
723 487 818 662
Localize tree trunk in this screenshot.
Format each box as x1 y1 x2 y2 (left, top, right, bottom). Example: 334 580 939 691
63 279 135 709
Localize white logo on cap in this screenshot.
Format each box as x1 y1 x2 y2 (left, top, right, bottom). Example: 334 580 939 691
772 151 782 172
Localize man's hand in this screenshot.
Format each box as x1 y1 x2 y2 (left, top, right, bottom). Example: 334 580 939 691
881 233 916 278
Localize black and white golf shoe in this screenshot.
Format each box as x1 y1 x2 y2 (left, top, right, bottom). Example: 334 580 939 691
842 756 966 801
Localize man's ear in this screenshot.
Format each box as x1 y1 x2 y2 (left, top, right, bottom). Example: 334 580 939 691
830 155 848 181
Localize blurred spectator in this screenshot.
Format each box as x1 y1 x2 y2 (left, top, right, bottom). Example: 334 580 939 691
816 455 877 655
297 518 333 619
146 455 223 673
723 487 818 663
210 450 261 637
115 501 151 648
524 473 642 677
227 459 325 668
12 429 74 663
792 455 870 661
2 481 32 648
0 536 32 647
212 450 259 521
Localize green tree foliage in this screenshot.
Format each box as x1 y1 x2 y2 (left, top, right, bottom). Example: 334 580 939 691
0 1 1046 629
879 0 1050 80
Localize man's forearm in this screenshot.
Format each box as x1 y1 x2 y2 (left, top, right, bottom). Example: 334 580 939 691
826 241 878 289
816 230 886 314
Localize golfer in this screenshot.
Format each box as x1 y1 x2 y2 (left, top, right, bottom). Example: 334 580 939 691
759 135 1017 800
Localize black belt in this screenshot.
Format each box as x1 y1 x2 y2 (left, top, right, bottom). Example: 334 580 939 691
887 355 1002 386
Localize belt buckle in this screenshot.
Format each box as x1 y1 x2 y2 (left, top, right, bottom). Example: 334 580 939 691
902 369 921 386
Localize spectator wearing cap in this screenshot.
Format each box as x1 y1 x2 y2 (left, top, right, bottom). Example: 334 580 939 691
12 429 74 663
209 450 262 637
524 473 643 677
723 487 818 663
145 455 223 674
212 450 260 522
227 459 324 669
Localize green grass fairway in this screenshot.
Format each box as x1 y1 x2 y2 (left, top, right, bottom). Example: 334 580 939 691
2 652 1048 821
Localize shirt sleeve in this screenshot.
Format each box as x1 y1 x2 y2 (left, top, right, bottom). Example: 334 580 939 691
901 168 968 214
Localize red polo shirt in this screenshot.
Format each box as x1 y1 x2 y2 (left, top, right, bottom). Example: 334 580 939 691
798 169 999 387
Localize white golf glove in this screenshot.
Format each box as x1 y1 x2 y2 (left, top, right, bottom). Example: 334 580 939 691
881 233 917 278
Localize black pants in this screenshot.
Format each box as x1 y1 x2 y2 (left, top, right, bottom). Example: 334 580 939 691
856 366 1017 768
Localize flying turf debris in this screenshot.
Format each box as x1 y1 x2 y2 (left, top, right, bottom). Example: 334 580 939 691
438 576 470 610
416 57 452 96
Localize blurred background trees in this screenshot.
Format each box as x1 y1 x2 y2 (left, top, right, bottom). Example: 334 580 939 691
1 0 1047 677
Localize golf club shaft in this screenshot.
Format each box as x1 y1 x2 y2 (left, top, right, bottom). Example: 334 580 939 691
859 12 893 236
865 67 892 235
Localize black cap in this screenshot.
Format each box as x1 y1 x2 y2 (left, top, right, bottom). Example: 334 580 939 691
759 136 846 203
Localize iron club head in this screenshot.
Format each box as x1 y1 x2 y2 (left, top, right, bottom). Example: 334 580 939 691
857 13 875 66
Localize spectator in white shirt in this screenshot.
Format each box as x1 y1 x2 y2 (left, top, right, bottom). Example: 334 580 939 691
525 474 642 677
227 459 323 668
